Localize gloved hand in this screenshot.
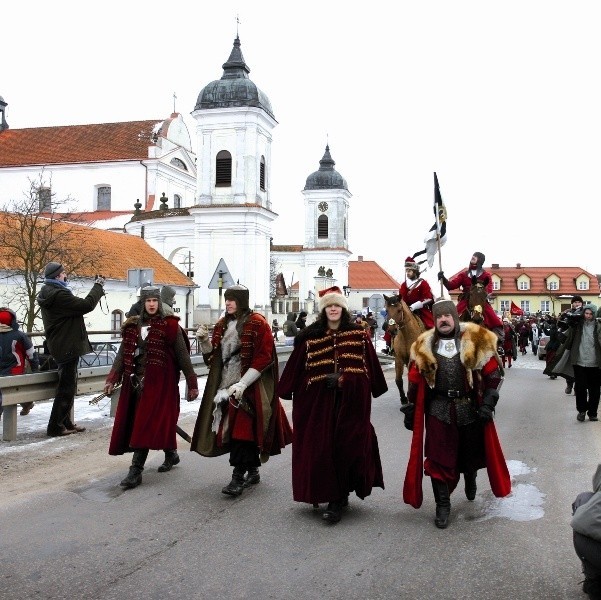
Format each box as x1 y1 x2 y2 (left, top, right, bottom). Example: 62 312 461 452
438 271 450 289
188 389 199 401
95 275 105 286
400 402 415 431
437 271 445 281
478 404 494 422
227 381 247 400
409 301 424 312
324 373 342 389
196 324 209 341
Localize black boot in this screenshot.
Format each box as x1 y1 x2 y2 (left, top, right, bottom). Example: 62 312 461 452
464 471 477 501
158 450 180 472
120 449 148 490
322 501 343 523
222 467 246 496
243 467 260 488
431 479 451 529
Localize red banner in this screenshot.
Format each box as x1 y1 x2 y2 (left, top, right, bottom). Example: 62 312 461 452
510 301 524 316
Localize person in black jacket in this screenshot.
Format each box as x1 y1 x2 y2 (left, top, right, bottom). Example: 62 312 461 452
37 262 105 437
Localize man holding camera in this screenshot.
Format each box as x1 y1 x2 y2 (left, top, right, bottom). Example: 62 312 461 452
557 295 584 394
551 298 601 422
37 262 105 437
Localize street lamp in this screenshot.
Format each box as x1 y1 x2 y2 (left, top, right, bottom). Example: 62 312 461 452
343 285 351 297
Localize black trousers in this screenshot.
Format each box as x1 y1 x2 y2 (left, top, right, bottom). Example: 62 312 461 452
573 365 601 417
47 358 79 435
229 440 260 470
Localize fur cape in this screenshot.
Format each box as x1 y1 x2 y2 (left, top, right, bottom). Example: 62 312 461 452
410 321 503 389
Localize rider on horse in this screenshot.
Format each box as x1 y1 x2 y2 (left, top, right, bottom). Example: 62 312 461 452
400 256 434 330
437 251 504 343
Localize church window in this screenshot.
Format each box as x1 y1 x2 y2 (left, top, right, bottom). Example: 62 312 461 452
170 157 188 171
111 310 123 338
97 186 111 210
344 217 347 240
174 194 182 209
318 214 328 238
260 156 266 191
216 150 232 186
38 187 51 212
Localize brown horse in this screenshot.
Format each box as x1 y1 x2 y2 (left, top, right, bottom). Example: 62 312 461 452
459 281 488 325
384 294 426 405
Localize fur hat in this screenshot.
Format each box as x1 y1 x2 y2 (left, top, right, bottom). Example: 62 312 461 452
140 285 161 301
224 285 249 311
432 298 459 333
571 295 584 304
473 252 485 269
44 262 64 279
318 286 348 311
160 285 176 307
404 256 419 272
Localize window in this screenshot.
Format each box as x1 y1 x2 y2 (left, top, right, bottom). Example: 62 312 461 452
97 186 111 210
260 156 266 191
170 157 188 171
520 300 530 313
344 217 347 240
215 150 232 186
111 310 123 338
500 300 510 312
317 215 328 239
492 280 500 291
518 280 529 291
548 281 558 291
578 281 589 290
38 187 51 212
174 194 182 209
541 300 550 312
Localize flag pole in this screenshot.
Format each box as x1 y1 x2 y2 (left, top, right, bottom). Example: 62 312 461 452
434 172 444 297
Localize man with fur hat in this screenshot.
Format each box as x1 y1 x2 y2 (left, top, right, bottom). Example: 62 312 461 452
438 252 504 342
278 286 387 524
400 255 434 329
401 298 510 529
191 284 292 497
104 286 199 489
37 262 105 437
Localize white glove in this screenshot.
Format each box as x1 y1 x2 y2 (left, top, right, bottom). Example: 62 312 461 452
227 381 247 400
410 301 424 311
95 276 105 286
196 324 209 341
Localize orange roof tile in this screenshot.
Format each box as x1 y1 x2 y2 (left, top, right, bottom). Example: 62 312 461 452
0 121 164 167
0 212 194 286
349 260 401 290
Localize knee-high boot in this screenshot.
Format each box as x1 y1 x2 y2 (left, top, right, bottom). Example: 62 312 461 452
222 466 246 496
431 478 451 529
120 449 149 489
464 470 477 501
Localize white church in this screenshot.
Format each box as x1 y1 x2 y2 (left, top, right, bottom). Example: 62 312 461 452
0 36 398 327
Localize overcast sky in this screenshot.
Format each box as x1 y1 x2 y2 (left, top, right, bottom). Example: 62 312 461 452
4 1 601 290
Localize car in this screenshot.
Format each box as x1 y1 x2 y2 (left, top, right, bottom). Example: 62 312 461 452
537 334 550 360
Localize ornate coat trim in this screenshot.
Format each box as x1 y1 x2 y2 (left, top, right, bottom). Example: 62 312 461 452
410 322 499 389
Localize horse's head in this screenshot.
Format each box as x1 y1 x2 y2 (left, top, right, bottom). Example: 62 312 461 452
384 294 401 307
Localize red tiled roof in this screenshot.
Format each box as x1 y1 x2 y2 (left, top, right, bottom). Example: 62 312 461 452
271 245 304 252
349 260 401 290
0 121 164 167
0 213 193 286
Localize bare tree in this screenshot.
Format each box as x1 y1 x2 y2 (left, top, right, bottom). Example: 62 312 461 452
269 253 280 300
0 170 107 331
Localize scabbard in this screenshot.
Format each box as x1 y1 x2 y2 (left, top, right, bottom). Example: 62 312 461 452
176 425 192 443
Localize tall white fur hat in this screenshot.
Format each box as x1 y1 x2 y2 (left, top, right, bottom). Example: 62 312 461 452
318 286 348 311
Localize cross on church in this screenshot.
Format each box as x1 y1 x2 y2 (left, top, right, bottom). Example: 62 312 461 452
178 251 194 278
173 92 177 114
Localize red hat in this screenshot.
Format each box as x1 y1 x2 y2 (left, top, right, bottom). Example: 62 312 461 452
404 256 419 271
318 286 348 311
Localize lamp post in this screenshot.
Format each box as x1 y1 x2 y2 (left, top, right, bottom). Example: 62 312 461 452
218 269 226 314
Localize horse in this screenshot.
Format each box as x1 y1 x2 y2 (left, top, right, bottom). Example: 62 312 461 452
458 280 488 325
383 294 426 405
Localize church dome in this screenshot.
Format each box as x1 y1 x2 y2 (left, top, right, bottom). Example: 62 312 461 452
304 145 348 190
194 36 275 120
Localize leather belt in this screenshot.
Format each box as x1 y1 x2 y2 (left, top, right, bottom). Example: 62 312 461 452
434 389 466 398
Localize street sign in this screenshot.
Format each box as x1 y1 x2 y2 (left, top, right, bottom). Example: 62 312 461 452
208 259 236 289
127 268 154 288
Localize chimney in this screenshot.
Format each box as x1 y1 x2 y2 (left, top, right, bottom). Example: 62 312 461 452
0 96 8 132
516 263 521 269
358 256 363 262
492 263 499 269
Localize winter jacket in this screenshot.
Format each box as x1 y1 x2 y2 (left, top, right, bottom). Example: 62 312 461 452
37 280 104 364
282 313 299 338
572 464 601 543
0 308 40 375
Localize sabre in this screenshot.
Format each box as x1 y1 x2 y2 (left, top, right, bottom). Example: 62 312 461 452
89 383 122 406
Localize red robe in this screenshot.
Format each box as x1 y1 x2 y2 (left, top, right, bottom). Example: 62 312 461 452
278 324 387 504
403 323 511 508
446 269 503 331
399 278 434 329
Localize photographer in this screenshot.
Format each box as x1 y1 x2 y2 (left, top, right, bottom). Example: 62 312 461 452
550 300 601 422
557 295 585 394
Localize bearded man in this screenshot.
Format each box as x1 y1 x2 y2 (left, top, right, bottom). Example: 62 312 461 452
399 256 434 329
401 298 511 529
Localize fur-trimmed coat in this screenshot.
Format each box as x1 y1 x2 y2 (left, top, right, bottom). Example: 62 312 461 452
403 322 511 508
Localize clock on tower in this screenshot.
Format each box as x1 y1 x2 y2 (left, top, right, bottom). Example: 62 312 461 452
318 201 329 212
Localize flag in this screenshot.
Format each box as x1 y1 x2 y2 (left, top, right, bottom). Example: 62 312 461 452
510 301 524 316
413 172 447 268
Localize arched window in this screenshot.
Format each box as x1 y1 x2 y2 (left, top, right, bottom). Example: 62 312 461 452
318 215 329 239
174 194 182 209
170 157 188 171
215 150 232 186
97 186 111 210
260 156 266 191
111 310 123 338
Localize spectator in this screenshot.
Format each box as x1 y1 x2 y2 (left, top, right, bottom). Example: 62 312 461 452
191 285 292 497
530 321 540 355
557 296 585 394
104 286 199 489
282 312 299 346
365 312 378 340
518 321 529 355
501 318 517 369
37 262 105 437
543 317 560 380
295 311 308 331
278 286 387 524
160 285 176 316
271 319 280 342
571 464 601 599
0 307 40 417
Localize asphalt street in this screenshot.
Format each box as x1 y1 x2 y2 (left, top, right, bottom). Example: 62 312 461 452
1 347 599 600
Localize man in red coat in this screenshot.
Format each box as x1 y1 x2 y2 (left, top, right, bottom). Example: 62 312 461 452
438 251 504 343
104 286 199 490
401 298 510 529
399 256 434 329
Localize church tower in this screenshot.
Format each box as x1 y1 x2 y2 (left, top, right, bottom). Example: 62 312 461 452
190 36 278 311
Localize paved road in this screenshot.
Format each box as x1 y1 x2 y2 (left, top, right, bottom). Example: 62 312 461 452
1 349 599 600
